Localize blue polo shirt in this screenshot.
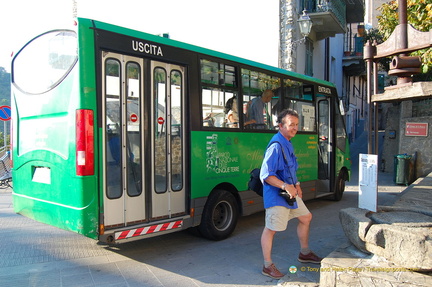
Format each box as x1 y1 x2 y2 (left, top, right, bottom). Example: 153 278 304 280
259 132 298 209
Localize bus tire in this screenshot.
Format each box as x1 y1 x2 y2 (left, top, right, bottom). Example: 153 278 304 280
199 189 239 241
332 171 346 201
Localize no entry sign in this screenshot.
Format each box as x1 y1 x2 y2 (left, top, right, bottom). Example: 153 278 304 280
130 113 138 122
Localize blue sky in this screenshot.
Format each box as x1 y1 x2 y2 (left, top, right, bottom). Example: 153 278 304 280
0 0 279 72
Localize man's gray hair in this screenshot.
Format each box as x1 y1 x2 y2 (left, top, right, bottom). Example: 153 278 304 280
277 109 299 124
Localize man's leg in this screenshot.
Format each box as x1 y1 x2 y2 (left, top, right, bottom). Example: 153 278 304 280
261 227 284 279
296 212 322 264
297 212 312 249
261 227 276 262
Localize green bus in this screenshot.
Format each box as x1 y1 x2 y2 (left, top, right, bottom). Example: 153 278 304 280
11 18 350 243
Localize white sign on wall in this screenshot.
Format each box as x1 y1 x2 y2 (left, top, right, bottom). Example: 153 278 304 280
359 154 378 212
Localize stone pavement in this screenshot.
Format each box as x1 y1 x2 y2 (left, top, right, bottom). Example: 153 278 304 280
1 170 430 287
322 172 432 287
2 185 281 287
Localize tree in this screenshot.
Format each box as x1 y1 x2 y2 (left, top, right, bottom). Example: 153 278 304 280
376 0 432 78
0 67 11 105
0 67 11 144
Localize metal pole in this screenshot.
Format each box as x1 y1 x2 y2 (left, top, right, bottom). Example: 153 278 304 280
373 59 379 155
363 40 376 155
72 0 78 19
398 0 408 50
396 0 410 85
367 60 373 154
3 121 6 149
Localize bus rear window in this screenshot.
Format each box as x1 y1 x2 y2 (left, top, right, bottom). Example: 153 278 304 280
12 30 77 94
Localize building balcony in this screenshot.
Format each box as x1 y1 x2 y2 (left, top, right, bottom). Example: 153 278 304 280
303 0 347 40
303 0 365 40
343 23 366 76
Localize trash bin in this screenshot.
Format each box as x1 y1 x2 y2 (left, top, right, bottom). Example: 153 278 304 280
394 154 412 185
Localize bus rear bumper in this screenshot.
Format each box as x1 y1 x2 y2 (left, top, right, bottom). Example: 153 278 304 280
99 216 193 244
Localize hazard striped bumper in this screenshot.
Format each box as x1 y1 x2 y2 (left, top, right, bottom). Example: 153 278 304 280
114 220 183 241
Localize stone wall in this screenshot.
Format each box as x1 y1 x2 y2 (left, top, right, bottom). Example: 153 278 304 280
399 116 432 178
382 101 432 180
381 104 400 174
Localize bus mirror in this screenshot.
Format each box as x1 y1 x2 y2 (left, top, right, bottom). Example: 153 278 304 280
339 100 345 116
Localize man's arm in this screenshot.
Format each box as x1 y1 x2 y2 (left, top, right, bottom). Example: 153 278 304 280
265 175 298 199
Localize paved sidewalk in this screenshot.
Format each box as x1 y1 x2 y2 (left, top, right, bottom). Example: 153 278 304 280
1 186 284 287
0 131 422 286
1 170 409 287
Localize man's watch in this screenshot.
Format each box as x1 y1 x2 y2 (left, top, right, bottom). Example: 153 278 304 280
281 183 287 190
295 182 300 186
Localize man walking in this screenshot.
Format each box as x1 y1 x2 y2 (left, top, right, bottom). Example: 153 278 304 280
260 109 322 279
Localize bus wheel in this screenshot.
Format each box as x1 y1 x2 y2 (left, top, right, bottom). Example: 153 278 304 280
199 189 239 241
333 171 346 201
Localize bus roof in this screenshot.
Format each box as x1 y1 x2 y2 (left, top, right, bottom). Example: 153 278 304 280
81 18 335 88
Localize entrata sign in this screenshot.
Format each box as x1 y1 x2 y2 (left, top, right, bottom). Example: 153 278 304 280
405 122 428 137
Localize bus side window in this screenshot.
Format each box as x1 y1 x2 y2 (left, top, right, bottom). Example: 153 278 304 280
200 59 238 129
283 80 316 132
241 68 281 130
201 87 236 128
285 100 316 132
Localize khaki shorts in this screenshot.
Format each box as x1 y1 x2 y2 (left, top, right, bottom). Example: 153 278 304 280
265 197 310 232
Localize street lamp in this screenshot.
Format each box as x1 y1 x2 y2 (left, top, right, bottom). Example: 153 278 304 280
286 10 313 50
279 8 313 71
298 10 313 39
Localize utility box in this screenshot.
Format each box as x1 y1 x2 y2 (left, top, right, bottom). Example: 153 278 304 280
393 154 412 185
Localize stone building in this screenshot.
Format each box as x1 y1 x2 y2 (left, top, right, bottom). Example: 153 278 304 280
279 0 365 142
377 84 432 179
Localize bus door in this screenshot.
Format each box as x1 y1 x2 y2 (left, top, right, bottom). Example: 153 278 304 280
150 61 186 219
102 54 187 229
317 97 332 193
102 52 146 228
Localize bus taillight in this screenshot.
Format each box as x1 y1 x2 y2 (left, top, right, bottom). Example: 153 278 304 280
76 109 94 176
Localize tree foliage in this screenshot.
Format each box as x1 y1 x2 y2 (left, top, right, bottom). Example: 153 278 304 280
0 67 11 105
0 67 11 145
376 0 432 77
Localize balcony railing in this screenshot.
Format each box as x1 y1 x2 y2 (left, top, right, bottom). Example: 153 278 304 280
344 23 364 57
343 23 366 76
303 0 347 40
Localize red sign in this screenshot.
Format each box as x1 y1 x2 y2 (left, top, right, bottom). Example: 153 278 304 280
130 113 138 122
157 117 165 125
405 122 428 136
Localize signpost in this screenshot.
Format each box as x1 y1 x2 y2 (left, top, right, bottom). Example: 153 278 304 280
0 105 11 148
359 153 378 212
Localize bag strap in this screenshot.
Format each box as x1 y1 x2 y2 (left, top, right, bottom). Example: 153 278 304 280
268 141 295 184
268 141 287 164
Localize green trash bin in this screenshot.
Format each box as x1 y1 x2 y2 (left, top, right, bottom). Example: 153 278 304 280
394 154 412 185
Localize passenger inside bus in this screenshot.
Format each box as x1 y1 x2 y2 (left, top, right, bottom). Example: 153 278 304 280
246 89 273 129
203 114 215 127
225 96 256 128
225 96 238 128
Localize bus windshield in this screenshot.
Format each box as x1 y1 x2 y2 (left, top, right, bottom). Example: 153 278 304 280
12 30 77 94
